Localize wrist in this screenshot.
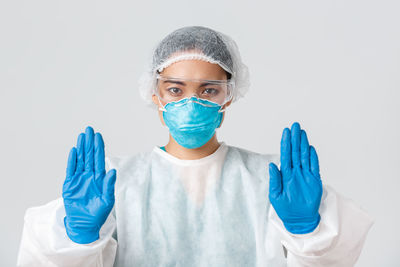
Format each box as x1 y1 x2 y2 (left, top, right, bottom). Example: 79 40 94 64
282 214 321 235
63 216 100 244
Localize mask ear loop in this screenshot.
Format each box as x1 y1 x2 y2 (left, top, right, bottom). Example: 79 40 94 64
154 73 167 112
157 96 167 112
218 92 233 113
219 82 235 113
216 98 228 129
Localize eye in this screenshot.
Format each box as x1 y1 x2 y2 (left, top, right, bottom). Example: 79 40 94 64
202 88 219 95
167 87 182 95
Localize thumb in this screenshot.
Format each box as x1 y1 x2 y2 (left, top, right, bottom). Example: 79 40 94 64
102 169 117 198
269 162 282 199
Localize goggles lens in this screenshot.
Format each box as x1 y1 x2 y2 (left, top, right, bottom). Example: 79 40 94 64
155 74 233 105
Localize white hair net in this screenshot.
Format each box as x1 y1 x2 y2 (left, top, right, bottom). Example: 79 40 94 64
138 25 250 107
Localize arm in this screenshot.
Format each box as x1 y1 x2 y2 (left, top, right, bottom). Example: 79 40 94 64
268 122 374 266
268 184 374 267
16 198 117 267
17 126 118 266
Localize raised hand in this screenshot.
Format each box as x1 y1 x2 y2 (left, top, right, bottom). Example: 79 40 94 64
62 126 117 244
269 122 323 234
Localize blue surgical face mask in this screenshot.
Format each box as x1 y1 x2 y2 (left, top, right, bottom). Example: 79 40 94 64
159 96 225 149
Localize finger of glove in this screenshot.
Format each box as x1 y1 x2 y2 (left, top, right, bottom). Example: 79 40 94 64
94 132 105 179
63 147 77 197
300 130 310 171
103 169 116 199
84 126 95 172
76 133 85 173
66 147 77 179
280 127 291 176
310 145 321 179
269 162 282 199
291 122 301 168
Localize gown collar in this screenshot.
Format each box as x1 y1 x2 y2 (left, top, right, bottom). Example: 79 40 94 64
153 141 228 166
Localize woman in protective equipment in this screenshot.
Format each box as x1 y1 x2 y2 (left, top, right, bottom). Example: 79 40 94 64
17 25 374 267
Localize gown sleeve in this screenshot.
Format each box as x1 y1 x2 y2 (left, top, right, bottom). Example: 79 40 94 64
16 155 118 267
16 198 117 267
267 183 374 267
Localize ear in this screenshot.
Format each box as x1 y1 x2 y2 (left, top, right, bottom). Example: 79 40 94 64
218 99 232 128
222 99 233 109
152 94 166 126
152 94 167 110
152 94 159 107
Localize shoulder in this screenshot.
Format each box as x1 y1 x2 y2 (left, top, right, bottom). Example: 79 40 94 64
105 151 154 188
223 144 279 183
226 144 280 166
105 151 152 172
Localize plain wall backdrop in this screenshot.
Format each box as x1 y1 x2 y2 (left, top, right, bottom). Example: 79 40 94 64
1 0 399 266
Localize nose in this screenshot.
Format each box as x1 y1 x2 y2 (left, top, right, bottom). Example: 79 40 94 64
188 93 200 99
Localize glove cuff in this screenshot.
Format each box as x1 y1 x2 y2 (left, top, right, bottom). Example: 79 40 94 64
283 213 321 234
63 216 100 244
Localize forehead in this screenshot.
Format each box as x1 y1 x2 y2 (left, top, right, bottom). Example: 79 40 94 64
159 59 227 80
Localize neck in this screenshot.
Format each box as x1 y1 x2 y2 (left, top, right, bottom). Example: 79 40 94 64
164 134 221 160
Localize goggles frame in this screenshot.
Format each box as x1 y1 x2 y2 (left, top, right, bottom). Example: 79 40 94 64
154 74 234 106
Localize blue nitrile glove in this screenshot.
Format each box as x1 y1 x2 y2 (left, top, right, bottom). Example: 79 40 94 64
269 122 323 234
62 126 117 244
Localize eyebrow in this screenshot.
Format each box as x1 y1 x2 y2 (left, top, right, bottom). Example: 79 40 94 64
163 80 186 85
163 80 215 86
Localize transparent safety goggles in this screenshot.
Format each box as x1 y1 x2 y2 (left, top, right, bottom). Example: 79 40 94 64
155 74 234 106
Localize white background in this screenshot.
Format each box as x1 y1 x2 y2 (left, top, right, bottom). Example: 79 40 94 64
1 0 399 266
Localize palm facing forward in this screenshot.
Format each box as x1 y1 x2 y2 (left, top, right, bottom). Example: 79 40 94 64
269 122 323 234
63 126 116 244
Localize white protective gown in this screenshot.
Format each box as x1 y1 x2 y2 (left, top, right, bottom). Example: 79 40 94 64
17 142 374 266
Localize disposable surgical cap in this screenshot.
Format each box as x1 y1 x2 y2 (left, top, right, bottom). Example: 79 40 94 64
138 25 250 106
